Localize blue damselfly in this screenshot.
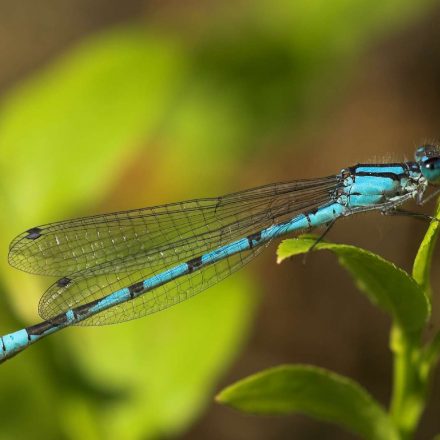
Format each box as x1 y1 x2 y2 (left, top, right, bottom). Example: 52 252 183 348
2 144 440 362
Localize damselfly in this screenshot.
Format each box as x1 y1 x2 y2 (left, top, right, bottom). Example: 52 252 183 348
2 144 440 363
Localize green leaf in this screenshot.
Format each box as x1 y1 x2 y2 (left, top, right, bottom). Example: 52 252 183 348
0 26 187 232
277 236 430 334
217 365 399 440
412 199 440 294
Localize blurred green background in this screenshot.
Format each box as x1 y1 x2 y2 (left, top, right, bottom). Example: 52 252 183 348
0 1 440 438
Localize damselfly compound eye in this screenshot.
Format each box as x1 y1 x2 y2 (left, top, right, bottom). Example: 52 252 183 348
415 144 440 184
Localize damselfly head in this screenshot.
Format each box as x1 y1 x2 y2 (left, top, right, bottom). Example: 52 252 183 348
415 144 440 184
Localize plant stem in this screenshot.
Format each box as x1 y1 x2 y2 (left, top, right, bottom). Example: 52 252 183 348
389 326 427 440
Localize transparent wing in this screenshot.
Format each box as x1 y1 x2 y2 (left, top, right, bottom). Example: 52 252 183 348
36 176 341 325
9 176 338 277
38 236 277 325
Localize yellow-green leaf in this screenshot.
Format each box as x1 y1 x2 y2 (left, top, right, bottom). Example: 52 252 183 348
412 199 440 294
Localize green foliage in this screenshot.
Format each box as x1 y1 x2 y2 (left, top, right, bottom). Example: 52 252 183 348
217 365 399 440
218 203 440 439
412 199 440 293
0 29 185 226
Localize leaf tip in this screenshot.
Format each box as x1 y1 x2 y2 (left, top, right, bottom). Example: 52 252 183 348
215 387 233 406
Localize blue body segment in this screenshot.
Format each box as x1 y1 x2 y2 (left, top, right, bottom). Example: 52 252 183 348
354 165 407 174
3 146 440 363
2 329 35 354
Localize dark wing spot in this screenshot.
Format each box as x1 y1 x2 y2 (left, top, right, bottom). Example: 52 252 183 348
57 277 71 288
25 227 42 240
